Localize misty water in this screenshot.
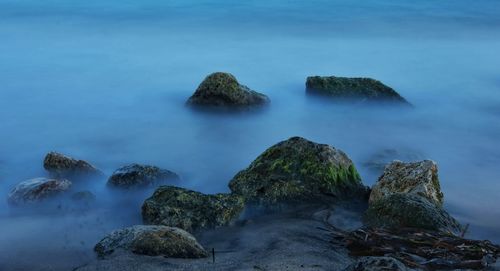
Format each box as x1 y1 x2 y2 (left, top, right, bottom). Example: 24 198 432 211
1 0 500 269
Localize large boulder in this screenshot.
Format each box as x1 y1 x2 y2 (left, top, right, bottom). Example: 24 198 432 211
142 186 244 232
43 152 103 179
306 76 409 104
229 137 367 204
107 164 179 189
94 225 208 258
187 72 269 107
369 160 443 206
7 177 72 206
344 257 408 271
364 194 462 235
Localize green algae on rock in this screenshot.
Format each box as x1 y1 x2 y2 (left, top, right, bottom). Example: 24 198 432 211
228 137 367 204
107 164 179 189
187 72 269 107
369 160 443 206
364 194 462 235
306 76 409 104
142 186 244 232
94 225 208 258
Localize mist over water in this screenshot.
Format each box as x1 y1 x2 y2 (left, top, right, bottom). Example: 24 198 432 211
1 0 500 269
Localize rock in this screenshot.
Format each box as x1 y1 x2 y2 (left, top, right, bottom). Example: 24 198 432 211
369 160 443 206
228 136 367 204
107 164 179 189
94 225 208 258
142 186 244 232
7 177 72 206
186 72 269 107
344 257 408 271
43 152 103 179
362 148 424 174
364 194 462 235
306 76 409 104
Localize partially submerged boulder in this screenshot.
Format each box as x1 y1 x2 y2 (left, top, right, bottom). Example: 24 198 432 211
362 148 423 174
7 177 72 206
94 225 208 258
187 72 269 107
107 164 179 189
142 186 244 232
229 137 366 204
369 160 443 206
364 194 462 235
344 257 408 271
306 76 409 104
43 152 103 179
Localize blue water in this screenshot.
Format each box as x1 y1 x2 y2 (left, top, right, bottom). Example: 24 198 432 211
1 0 500 269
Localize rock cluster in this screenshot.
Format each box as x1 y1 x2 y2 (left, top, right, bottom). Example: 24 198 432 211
187 72 269 107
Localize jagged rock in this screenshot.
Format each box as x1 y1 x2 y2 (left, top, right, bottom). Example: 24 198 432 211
306 76 409 104
43 152 103 179
364 194 462 235
187 72 269 107
7 177 72 206
142 186 244 232
362 148 424 174
94 225 208 258
369 160 443 206
229 136 367 204
344 257 408 271
107 164 179 189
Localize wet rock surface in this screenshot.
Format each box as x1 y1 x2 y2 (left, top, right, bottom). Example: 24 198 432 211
43 152 103 179
344 256 408 271
187 72 269 107
229 136 367 204
107 164 179 189
306 76 409 104
369 160 443 206
364 194 462 235
94 225 208 258
142 186 244 232
7 177 72 206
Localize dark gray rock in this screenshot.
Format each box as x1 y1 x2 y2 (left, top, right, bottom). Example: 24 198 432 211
142 186 244 232
229 136 367 205
107 164 179 189
187 72 269 107
306 76 410 104
344 256 408 271
7 177 72 206
94 225 208 258
43 152 103 179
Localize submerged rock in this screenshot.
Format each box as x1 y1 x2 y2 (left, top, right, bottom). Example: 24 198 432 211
187 72 269 107
364 194 462 235
142 186 244 232
94 225 208 258
107 164 179 189
71 190 96 202
362 148 424 174
306 76 409 104
229 136 367 204
43 152 103 179
344 256 408 271
7 177 72 206
369 160 443 206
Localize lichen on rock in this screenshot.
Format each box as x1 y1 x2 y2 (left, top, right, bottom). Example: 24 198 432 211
187 72 269 107
306 76 410 104
107 164 179 189
229 136 367 204
369 160 443 206
94 225 208 258
142 186 244 232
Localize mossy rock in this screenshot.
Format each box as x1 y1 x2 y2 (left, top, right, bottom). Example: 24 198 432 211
369 160 443 206
187 72 269 107
94 225 208 258
107 164 179 189
228 137 367 205
364 194 462 235
43 152 103 180
306 76 410 104
142 186 244 232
